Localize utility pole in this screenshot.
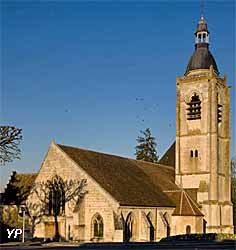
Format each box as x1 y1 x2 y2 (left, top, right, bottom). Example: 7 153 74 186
21 207 25 243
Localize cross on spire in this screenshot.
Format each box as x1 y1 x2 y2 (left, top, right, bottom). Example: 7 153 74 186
200 0 204 19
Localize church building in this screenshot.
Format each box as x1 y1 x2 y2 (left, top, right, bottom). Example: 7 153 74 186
26 15 234 242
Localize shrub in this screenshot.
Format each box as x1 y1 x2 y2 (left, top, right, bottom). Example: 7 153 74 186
160 233 236 242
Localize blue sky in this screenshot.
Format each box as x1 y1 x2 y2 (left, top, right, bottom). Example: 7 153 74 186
1 0 235 189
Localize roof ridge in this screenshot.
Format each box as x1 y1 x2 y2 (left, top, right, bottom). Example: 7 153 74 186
184 189 203 215
183 191 196 215
58 143 174 169
180 190 184 215
57 143 129 159
163 189 181 193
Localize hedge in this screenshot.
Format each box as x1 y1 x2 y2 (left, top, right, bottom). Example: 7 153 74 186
160 233 236 242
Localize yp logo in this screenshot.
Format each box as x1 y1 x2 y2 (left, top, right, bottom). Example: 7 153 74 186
7 229 22 239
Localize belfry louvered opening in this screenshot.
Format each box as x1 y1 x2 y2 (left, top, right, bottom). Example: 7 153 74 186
187 94 201 120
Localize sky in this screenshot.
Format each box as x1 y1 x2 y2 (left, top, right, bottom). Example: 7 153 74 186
0 0 235 189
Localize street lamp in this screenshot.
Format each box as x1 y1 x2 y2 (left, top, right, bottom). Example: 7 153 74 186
20 207 26 243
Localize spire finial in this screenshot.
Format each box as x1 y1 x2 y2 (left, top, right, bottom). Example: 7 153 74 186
200 0 204 19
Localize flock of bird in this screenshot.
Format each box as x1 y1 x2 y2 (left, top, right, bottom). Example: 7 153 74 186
64 96 173 128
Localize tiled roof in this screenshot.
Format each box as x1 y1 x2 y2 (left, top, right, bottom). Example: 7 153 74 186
185 44 219 75
2 172 37 205
57 144 177 207
184 188 198 203
130 159 178 191
164 190 203 216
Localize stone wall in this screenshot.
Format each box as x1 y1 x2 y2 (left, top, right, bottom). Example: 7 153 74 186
28 142 120 242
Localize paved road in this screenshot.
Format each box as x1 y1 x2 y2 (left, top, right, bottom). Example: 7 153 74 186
0 241 236 250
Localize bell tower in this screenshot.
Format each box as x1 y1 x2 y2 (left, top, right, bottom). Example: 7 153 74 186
175 16 234 233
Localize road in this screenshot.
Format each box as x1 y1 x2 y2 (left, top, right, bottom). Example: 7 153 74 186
0 241 236 250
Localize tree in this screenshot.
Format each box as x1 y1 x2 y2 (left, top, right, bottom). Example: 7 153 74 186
0 126 22 165
135 128 158 163
27 175 87 240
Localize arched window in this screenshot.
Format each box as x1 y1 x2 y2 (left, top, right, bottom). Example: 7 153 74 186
48 190 53 215
187 94 201 120
198 34 201 43
203 33 206 42
147 212 154 242
48 175 65 216
195 150 198 157
163 212 171 237
186 225 191 234
92 214 104 238
190 150 193 158
124 212 136 242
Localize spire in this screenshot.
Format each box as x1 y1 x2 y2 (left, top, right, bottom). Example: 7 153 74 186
195 16 209 46
200 0 204 20
185 14 219 75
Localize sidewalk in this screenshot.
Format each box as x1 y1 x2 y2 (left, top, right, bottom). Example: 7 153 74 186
43 242 80 246
0 241 80 247
0 241 41 247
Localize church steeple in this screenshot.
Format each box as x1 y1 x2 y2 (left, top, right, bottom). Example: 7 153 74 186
195 16 209 46
176 11 233 234
185 16 219 75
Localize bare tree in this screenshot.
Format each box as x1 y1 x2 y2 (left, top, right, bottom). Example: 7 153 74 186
25 202 47 237
28 175 87 240
0 126 22 165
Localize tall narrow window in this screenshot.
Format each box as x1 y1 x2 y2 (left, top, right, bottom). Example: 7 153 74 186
187 94 201 120
203 33 206 42
217 104 222 123
190 150 193 158
217 93 222 123
125 213 134 242
163 212 171 237
195 150 198 157
48 191 53 215
92 214 104 238
48 178 65 216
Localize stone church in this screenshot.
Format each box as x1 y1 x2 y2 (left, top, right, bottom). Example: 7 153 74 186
25 15 233 242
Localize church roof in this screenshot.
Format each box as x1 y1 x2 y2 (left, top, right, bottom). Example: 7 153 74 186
57 143 178 207
164 190 203 216
185 44 218 75
159 141 175 167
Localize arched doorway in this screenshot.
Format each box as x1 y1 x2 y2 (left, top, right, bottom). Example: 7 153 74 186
124 212 136 242
186 225 191 234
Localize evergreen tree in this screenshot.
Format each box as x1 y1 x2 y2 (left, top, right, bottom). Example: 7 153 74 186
135 128 158 163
